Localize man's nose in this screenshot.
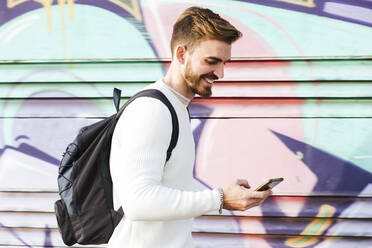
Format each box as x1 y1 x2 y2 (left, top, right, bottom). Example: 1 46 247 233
214 64 224 79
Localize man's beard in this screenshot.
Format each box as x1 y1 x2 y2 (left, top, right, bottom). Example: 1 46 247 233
184 62 216 98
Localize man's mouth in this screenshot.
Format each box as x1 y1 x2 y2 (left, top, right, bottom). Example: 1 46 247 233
204 77 214 85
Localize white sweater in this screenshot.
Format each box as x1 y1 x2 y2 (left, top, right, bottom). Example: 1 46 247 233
108 80 221 248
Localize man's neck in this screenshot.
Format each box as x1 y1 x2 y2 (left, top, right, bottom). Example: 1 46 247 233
161 80 190 105
163 63 194 100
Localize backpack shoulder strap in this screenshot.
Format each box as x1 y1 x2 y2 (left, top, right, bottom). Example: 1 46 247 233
114 88 179 162
113 88 121 113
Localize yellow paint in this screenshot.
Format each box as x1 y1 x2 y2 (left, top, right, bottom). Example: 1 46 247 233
285 204 336 247
68 0 74 20
109 0 142 21
286 236 319 248
275 0 316 7
56 0 75 58
8 0 75 34
58 0 65 58
8 0 53 32
7 0 140 32
58 0 75 20
33 0 53 32
7 0 28 8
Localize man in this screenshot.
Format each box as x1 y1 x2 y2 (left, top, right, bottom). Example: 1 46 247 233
109 6 272 248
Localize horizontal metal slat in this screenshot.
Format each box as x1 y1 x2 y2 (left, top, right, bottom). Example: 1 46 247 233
1 192 371 218
191 98 372 118
2 99 372 118
193 232 372 248
0 227 104 248
1 81 372 99
194 215 372 237
1 59 371 83
211 81 372 98
0 192 58 212
0 211 55 229
1 56 371 64
1 225 372 248
2 211 371 237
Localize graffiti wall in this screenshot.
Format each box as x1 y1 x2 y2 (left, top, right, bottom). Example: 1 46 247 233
1 0 372 247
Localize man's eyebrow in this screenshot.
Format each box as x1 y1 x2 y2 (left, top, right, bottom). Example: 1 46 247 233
205 57 223 62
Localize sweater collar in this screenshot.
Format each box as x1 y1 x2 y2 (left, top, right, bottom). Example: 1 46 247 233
160 80 191 106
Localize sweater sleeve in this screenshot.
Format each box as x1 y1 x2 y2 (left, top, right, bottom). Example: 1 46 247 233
110 97 221 221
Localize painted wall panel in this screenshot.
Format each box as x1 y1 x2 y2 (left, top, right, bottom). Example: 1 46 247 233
1 60 372 83
2 196 372 247
4 211 372 237
0 0 372 247
2 81 372 98
1 0 371 60
1 117 371 198
8 227 372 248
2 192 372 218
4 210 372 238
2 99 372 118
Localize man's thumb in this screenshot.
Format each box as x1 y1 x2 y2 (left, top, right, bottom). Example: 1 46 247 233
236 179 250 189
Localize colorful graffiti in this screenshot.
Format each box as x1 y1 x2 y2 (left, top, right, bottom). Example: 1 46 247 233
0 0 372 247
1 0 372 60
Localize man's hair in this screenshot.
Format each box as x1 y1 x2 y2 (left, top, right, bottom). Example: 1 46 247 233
170 7 242 56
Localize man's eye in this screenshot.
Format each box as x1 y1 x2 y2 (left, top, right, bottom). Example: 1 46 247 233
206 60 217 65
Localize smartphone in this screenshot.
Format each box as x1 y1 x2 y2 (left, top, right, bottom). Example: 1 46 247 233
255 177 284 191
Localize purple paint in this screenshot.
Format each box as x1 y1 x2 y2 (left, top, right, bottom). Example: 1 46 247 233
0 140 60 166
0 0 160 64
235 0 372 27
0 222 32 248
0 131 60 169
0 0 371 29
43 225 54 247
324 2 372 24
0 1 41 26
270 129 372 195
0 0 136 26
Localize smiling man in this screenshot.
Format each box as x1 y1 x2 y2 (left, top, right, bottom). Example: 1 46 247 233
109 7 272 248
165 38 228 99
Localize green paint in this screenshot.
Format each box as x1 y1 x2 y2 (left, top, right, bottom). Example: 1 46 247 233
0 82 150 98
0 4 163 146
307 220 326 235
321 209 331 217
295 82 372 98
291 236 313 245
302 99 372 117
298 82 372 173
3 82 372 98
0 62 164 83
0 5 157 60
156 0 372 57
288 60 372 81
2 60 372 83
303 118 372 173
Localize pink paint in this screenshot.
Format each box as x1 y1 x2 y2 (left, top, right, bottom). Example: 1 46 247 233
142 1 306 58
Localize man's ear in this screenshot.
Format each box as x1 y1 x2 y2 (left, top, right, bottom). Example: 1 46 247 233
176 45 186 64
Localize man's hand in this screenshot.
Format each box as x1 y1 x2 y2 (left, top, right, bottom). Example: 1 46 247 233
222 179 272 211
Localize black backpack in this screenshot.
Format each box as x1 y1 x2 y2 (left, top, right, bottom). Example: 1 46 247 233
54 88 179 246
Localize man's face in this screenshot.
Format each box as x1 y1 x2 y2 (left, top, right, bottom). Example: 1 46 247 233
183 39 231 98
